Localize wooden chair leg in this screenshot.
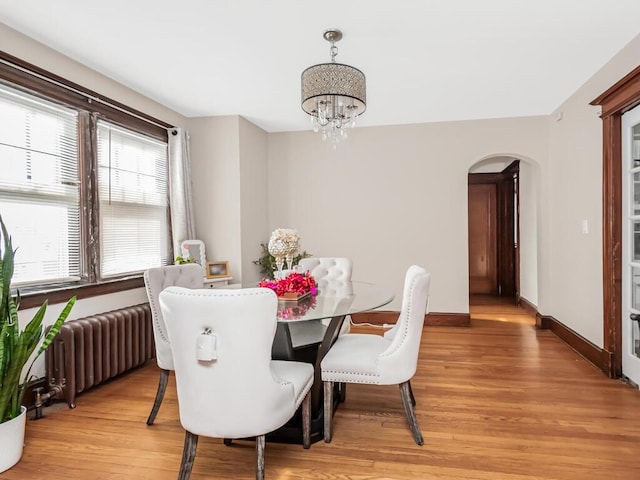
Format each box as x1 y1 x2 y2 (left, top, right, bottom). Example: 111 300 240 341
408 380 416 407
256 434 265 480
338 382 347 402
399 381 423 446
302 392 311 449
147 369 169 425
323 381 334 443
178 430 198 480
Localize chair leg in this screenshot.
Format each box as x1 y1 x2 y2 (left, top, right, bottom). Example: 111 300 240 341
338 382 347 403
408 380 416 407
178 430 198 480
399 381 423 446
147 369 170 425
302 392 311 449
323 381 334 443
256 434 265 480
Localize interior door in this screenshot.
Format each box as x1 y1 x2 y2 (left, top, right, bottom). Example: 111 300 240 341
468 183 498 294
621 104 640 386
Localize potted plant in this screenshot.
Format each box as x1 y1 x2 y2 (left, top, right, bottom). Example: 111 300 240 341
0 216 76 472
174 255 195 265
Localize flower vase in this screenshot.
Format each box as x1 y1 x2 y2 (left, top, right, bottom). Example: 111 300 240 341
275 256 284 278
285 254 294 271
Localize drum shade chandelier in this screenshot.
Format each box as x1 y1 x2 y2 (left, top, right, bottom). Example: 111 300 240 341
301 29 366 145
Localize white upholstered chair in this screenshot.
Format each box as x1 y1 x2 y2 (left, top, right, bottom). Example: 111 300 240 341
143 264 204 425
295 256 353 333
320 265 431 445
159 286 314 480
296 257 353 294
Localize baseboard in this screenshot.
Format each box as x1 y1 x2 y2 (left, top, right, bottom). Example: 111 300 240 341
426 312 471 326
351 311 471 327
537 314 611 375
516 301 612 376
517 295 538 317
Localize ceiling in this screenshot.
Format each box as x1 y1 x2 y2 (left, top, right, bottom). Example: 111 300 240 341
1 0 640 133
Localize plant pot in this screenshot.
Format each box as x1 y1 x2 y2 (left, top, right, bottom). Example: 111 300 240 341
0 406 27 473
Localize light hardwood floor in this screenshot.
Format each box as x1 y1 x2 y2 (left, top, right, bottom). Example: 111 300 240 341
3 300 640 480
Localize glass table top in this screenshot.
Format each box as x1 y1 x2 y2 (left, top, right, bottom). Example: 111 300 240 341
278 281 394 322
231 281 395 322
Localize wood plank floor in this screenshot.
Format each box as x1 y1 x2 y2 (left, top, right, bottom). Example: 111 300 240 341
3 300 640 480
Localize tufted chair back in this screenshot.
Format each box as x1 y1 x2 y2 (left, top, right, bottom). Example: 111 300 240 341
144 264 204 370
377 265 431 384
297 257 353 297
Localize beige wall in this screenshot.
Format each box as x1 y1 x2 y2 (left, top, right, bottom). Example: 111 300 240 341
268 118 549 312
188 115 269 284
238 117 269 284
544 33 640 347
519 160 539 306
188 116 242 280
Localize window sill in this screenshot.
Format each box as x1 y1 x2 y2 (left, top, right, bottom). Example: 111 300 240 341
17 276 145 310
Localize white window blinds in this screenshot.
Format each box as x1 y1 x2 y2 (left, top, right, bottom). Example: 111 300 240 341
97 120 169 277
0 83 80 285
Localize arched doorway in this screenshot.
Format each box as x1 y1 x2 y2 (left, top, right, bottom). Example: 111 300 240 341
468 155 540 311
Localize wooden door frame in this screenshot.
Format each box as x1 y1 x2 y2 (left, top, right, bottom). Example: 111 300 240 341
501 160 520 298
591 65 640 378
468 160 520 298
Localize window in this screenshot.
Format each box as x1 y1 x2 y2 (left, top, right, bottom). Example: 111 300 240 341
0 54 171 293
0 83 81 285
97 121 169 277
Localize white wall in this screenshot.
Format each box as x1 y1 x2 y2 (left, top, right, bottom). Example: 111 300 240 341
268 118 549 312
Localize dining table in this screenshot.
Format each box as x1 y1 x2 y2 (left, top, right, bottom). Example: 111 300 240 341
264 280 395 444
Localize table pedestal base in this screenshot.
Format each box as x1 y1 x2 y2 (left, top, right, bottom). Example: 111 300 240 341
269 315 347 444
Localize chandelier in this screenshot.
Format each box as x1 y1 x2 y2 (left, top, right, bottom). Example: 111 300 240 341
301 29 366 146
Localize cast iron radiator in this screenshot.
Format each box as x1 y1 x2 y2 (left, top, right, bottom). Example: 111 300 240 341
43 303 154 408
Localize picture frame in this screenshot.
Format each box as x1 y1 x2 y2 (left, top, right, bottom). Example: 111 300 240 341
206 261 230 279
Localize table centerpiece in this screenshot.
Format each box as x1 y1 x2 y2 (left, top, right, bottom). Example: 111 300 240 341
258 271 318 302
267 228 300 276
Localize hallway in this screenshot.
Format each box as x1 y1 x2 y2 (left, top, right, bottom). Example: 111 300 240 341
470 294 536 325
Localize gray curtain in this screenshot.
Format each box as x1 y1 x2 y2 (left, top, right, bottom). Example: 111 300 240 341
168 128 196 257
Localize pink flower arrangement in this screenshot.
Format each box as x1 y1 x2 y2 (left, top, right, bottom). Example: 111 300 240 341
258 272 318 297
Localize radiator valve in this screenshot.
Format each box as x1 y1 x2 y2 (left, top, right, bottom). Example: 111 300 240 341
33 384 63 419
